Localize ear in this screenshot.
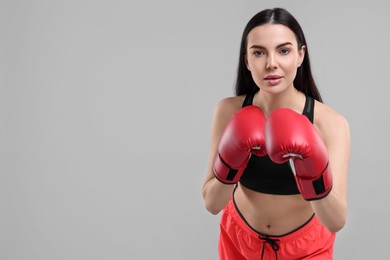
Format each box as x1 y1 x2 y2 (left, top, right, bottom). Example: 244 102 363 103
298 45 306 67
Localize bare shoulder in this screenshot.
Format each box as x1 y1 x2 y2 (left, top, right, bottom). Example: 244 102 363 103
314 101 350 144
213 95 246 125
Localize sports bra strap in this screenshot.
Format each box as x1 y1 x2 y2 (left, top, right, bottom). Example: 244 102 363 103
302 96 314 123
242 88 257 107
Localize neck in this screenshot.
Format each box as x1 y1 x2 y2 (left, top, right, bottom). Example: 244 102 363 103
254 87 304 116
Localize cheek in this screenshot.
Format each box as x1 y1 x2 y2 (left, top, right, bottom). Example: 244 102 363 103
280 57 298 67
247 66 267 87
281 59 299 76
247 58 265 74
248 64 266 82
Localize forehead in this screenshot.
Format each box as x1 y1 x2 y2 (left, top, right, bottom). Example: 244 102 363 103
247 24 298 47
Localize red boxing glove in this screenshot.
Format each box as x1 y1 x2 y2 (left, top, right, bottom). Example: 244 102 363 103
213 106 267 184
264 108 332 200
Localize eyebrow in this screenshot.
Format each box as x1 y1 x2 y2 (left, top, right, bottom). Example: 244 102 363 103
249 42 293 49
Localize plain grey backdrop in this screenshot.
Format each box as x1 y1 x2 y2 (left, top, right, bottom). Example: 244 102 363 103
1 0 389 259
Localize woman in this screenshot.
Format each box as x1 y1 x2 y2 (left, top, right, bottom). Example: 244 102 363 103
202 8 350 259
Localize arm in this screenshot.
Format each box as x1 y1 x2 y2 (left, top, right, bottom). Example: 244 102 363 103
202 98 239 215
265 107 350 232
310 112 350 233
201 97 267 215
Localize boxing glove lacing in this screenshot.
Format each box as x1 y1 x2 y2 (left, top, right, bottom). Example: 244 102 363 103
259 236 280 260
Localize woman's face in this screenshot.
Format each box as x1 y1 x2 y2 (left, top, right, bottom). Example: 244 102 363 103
245 24 305 94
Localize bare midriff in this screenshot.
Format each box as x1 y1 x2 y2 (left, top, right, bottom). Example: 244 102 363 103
234 183 314 236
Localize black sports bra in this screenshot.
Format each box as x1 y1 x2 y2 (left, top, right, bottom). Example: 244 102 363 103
239 91 315 195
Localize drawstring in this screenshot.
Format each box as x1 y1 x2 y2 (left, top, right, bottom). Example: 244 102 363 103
259 236 280 260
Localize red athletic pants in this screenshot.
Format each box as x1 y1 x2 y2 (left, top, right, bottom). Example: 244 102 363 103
219 197 336 259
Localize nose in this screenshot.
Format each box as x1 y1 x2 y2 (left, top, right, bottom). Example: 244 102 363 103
266 54 277 70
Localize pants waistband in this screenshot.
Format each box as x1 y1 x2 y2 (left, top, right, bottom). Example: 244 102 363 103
227 196 318 244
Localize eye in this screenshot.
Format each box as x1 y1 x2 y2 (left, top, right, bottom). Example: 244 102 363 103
279 48 290 55
252 50 265 57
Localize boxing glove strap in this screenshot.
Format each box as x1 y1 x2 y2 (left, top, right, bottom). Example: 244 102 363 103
295 162 333 201
312 162 329 195
310 163 333 200
213 154 240 184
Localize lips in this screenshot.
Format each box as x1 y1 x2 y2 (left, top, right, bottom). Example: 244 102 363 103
264 75 283 86
264 75 282 80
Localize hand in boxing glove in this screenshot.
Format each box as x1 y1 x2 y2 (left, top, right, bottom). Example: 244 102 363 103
213 106 267 184
264 108 332 200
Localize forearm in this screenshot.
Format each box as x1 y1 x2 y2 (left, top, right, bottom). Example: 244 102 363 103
202 178 235 215
310 190 347 233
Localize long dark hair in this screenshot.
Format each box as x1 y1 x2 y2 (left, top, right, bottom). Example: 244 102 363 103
235 8 323 102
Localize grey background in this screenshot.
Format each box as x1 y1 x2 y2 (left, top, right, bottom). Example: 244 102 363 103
0 0 388 259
